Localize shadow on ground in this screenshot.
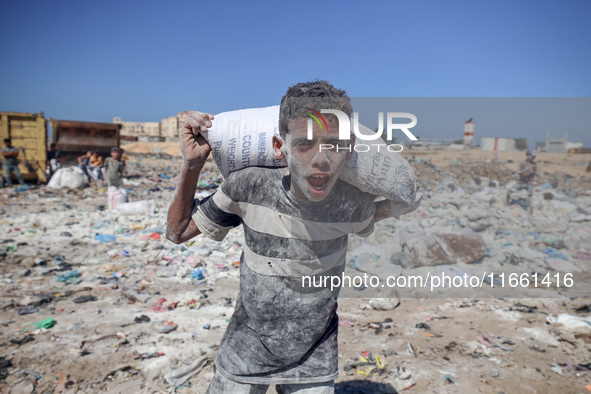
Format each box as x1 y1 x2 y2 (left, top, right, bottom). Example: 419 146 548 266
335 380 397 394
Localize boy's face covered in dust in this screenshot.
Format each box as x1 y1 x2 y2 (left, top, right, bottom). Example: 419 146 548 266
283 117 351 202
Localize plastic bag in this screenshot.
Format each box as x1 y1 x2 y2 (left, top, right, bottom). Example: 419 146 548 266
116 199 154 216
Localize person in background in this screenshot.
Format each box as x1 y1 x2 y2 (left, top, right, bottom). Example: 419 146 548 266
2 138 25 187
77 151 93 183
104 147 127 211
507 149 538 214
47 143 61 180
90 151 104 180
104 147 125 188
120 148 128 170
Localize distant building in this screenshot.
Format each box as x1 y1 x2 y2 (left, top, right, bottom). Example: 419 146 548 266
480 137 517 152
161 116 178 139
463 118 474 149
113 117 160 138
546 138 566 153
161 111 191 142
543 130 582 154
177 111 190 129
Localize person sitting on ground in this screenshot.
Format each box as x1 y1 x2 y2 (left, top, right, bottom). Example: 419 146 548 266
104 147 125 188
77 151 93 183
167 80 404 394
89 151 104 180
2 138 25 188
90 151 103 167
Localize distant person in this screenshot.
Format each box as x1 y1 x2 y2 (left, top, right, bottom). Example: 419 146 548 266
507 149 537 214
2 138 25 187
47 143 61 180
89 151 104 180
90 152 103 167
77 151 93 183
104 147 125 188
120 148 128 169
104 147 127 211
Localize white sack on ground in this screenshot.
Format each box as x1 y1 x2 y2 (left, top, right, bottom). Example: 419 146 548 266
116 199 155 216
108 186 128 212
47 167 86 189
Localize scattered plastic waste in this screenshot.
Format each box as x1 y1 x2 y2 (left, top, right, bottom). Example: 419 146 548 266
134 351 165 360
94 234 117 243
164 352 214 387
73 295 97 303
159 320 178 334
35 317 55 330
56 270 81 284
134 315 151 324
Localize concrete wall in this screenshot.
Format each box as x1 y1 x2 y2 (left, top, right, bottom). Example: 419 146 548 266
481 137 516 152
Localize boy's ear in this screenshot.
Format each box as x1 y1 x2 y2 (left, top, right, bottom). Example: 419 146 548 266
273 135 285 160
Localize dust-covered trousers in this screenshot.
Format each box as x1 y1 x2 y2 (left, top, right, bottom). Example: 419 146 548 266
205 365 335 394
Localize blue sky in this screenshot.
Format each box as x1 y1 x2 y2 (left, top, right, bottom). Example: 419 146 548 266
1 0 590 144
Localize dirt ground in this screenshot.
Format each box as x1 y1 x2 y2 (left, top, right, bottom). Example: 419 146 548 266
1 148 590 393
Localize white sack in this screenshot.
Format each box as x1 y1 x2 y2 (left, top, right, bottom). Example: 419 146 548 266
47 168 63 189
205 106 421 207
116 199 154 216
52 167 85 189
108 186 128 212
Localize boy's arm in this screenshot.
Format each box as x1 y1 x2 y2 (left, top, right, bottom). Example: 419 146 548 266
166 111 214 244
373 200 391 223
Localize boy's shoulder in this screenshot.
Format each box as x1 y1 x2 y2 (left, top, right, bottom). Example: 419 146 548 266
221 167 284 202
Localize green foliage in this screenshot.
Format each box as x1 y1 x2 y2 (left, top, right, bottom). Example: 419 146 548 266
515 138 527 151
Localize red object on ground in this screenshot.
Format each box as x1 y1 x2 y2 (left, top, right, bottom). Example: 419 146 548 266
149 297 168 313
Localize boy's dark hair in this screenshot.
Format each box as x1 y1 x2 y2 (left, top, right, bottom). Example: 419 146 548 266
4 138 10 143
279 80 352 139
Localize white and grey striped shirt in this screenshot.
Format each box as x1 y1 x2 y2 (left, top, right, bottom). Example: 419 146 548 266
193 167 376 385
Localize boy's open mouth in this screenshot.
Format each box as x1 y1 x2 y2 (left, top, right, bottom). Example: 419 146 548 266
307 174 330 193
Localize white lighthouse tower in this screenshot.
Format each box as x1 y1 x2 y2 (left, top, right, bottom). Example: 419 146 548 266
463 118 475 149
